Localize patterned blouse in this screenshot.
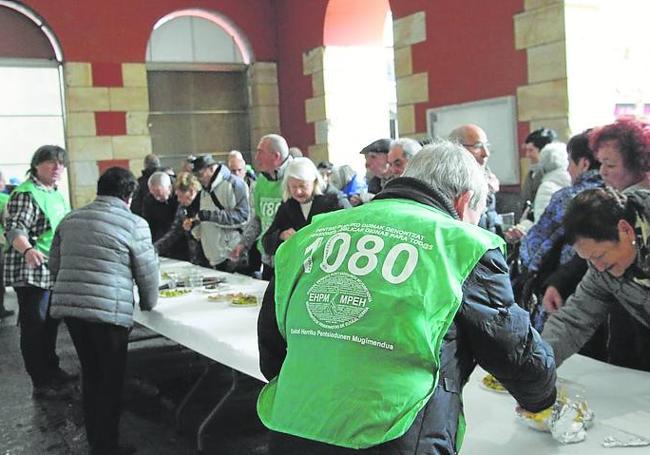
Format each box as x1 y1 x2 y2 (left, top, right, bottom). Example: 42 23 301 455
3 177 59 289
520 170 603 272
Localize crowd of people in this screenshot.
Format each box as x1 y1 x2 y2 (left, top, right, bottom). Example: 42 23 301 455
2 116 650 454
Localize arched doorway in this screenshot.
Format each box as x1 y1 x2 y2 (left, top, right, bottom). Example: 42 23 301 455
145 9 255 170
0 1 69 201
322 0 395 173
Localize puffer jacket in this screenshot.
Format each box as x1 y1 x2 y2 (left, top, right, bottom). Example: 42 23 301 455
258 177 557 455
49 196 159 328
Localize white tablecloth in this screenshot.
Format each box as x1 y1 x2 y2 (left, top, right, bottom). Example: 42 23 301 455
463 357 650 453
133 258 268 382
135 259 650 452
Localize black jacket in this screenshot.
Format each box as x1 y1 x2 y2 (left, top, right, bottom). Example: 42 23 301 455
154 195 205 264
258 177 557 455
141 192 179 243
131 168 157 216
262 193 347 256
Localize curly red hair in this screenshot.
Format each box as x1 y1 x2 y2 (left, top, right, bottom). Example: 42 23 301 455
589 117 650 173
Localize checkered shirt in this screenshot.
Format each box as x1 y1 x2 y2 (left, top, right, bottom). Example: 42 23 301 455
2 178 56 289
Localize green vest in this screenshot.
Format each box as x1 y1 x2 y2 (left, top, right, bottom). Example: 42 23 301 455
13 180 70 254
257 198 504 449
0 192 9 238
254 173 283 254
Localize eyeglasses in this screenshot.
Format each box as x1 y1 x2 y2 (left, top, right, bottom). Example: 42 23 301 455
462 142 490 150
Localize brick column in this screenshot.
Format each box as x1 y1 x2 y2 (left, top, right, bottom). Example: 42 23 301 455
64 62 152 208
393 11 428 140
248 62 281 153
514 0 569 180
515 0 604 179
302 46 329 163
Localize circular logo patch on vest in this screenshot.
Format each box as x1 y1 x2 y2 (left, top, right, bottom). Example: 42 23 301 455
306 272 371 329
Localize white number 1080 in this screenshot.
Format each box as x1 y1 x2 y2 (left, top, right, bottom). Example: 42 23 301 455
303 233 418 284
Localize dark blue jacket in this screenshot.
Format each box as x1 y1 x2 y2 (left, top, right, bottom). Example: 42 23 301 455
520 170 603 272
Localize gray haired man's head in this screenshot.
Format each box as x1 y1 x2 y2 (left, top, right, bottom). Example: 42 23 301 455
147 171 173 202
261 134 289 160
403 138 488 213
143 153 160 170
448 124 490 167
256 134 290 174
388 138 423 177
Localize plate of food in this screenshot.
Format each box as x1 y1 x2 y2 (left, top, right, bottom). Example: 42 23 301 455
480 373 508 394
159 288 192 298
200 282 225 293
231 293 258 307
207 292 259 307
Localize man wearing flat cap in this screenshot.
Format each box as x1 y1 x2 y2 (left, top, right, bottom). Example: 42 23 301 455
352 138 392 206
191 154 249 271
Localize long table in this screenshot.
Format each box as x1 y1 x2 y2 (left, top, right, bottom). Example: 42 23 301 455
463 358 650 454
133 259 269 451
135 259 650 453
134 259 267 382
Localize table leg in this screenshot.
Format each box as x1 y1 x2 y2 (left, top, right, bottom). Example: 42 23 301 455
128 333 163 343
176 365 212 430
197 368 239 452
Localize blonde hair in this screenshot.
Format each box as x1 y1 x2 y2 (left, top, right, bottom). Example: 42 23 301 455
174 171 202 193
282 157 323 201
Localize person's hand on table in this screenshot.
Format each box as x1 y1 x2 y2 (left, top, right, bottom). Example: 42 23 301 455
182 217 197 231
504 225 525 244
279 228 296 241
515 404 554 432
515 395 594 444
543 286 564 313
24 248 47 268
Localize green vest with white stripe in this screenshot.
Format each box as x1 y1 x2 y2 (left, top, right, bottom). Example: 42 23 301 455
254 173 283 255
257 198 504 449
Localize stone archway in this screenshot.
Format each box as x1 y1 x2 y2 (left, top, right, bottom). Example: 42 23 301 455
304 1 429 172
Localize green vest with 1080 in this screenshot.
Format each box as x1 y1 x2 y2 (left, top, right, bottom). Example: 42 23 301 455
13 180 70 254
257 198 504 449
254 173 282 255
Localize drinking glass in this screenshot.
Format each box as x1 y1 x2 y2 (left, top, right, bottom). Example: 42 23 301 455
500 212 515 231
188 271 203 289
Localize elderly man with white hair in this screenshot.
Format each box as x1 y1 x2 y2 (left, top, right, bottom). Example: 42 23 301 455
131 153 161 216
141 170 178 244
227 150 256 189
257 138 556 454
231 134 292 279
387 137 422 177
449 124 501 233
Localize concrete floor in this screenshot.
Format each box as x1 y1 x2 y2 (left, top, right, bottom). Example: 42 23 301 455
0 288 269 454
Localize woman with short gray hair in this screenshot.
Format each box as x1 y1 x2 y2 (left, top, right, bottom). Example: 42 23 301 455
262 158 347 256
